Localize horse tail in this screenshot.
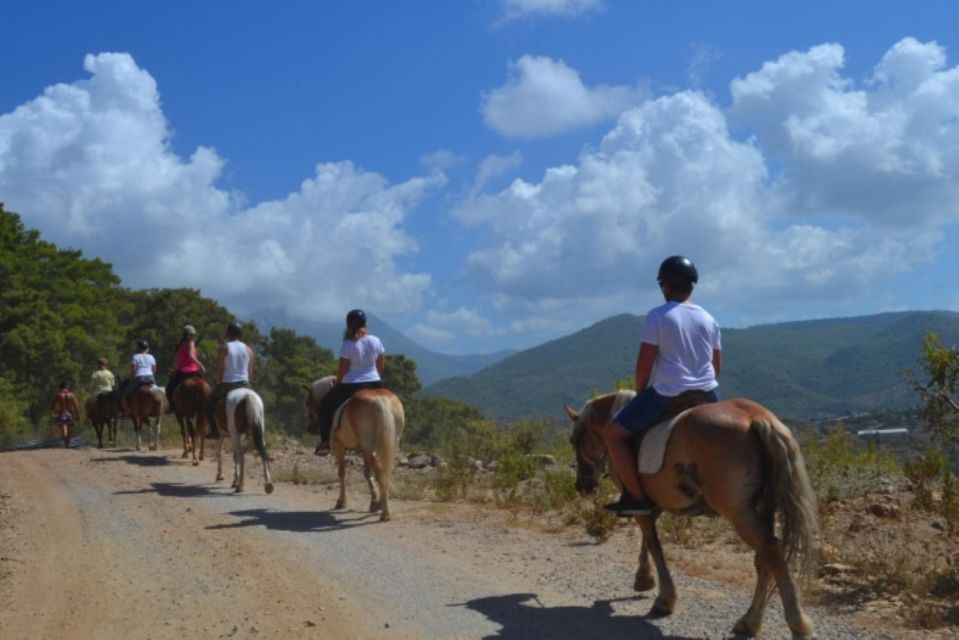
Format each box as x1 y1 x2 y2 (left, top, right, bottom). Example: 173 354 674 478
373 397 398 488
752 414 819 583
246 392 268 460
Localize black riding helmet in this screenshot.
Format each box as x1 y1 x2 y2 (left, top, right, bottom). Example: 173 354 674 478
226 322 243 338
346 309 367 330
657 255 699 287
136 339 149 350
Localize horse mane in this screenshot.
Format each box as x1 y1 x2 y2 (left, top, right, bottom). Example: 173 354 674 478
309 375 337 406
571 389 636 442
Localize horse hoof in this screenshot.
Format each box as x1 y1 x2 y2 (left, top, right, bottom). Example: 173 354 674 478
369 501 383 513
233 487 244 494
379 512 391 522
265 483 274 494
732 617 760 637
192 460 199 467
181 452 189 459
216 475 224 482
335 499 346 510
634 575 656 592
649 596 674 617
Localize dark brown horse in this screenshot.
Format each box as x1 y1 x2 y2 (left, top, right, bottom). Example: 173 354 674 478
564 390 818 638
125 382 166 452
89 391 121 448
172 376 211 465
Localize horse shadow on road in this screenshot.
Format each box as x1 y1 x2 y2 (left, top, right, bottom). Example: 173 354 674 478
206 508 378 534
90 453 187 467
457 593 705 640
114 482 224 498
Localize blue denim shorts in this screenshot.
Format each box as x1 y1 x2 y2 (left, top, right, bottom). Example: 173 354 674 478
613 387 719 435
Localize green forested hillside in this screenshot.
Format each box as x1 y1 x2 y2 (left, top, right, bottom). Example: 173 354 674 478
423 311 959 421
0 206 341 441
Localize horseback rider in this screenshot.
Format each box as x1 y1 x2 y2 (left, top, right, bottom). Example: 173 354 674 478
50 381 80 448
314 309 386 456
166 324 206 407
120 339 157 416
204 322 254 438
603 256 722 516
85 357 116 423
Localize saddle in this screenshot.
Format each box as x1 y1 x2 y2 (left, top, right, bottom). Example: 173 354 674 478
637 390 713 475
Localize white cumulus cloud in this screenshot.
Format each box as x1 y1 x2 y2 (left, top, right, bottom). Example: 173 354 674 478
481 55 645 138
497 0 603 23
0 53 442 323
459 38 959 334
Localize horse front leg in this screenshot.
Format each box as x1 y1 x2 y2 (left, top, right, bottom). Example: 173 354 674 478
634 535 655 591
134 418 142 451
93 421 104 449
177 416 189 458
150 415 161 451
334 450 348 510
215 434 224 482
197 413 206 461
635 515 676 616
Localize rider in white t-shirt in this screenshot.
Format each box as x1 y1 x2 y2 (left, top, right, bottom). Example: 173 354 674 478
314 309 386 456
121 339 157 415
603 256 722 517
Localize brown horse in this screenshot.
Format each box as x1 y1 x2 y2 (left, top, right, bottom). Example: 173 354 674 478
213 388 273 494
126 382 167 452
89 391 121 448
172 376 211 465
304 376 405 521
564 390 818 638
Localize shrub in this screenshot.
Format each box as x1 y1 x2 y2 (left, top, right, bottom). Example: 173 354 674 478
805 424 900 503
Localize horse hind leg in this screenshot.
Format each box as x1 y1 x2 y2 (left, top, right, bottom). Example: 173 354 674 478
728 508 814 638
361 451 382 514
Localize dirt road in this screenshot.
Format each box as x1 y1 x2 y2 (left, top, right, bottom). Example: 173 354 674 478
0 446 902 639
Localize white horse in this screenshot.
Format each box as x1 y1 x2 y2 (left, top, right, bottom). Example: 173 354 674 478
214 388 274 494
304 376 405 521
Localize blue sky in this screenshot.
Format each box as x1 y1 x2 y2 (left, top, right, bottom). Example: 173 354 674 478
2 0 959 354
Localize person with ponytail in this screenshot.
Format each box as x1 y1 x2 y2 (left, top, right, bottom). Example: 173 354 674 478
314 309 385 456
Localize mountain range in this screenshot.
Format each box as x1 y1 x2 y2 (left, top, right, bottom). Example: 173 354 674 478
421 310 959 422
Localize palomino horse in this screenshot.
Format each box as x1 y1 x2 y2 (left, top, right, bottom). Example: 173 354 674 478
213 388 274 494
172 376 211 465
125 382 167 452
564 390 818 638
89 391 121 448
304 376 405 521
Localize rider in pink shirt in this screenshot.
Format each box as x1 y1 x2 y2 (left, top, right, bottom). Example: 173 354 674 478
165 324 206 406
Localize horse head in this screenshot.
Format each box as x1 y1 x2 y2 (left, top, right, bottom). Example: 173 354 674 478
563 401 608 496
303 375 336 431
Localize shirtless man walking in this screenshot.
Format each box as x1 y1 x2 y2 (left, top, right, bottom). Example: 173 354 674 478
50 382 81 448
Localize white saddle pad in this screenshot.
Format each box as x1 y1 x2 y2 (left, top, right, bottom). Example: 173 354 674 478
637 408 693 475
331 400 350 434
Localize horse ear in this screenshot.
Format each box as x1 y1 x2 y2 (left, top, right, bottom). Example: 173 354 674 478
563 404 579 421
302 384 311 392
